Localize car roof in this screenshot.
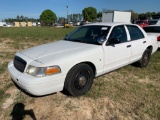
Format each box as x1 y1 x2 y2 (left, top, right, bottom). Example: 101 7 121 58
84 22 133 27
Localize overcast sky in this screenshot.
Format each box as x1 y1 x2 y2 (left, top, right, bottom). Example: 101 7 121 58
0 0 160 21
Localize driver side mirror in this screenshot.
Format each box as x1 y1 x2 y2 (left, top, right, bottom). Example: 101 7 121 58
97 37 106 45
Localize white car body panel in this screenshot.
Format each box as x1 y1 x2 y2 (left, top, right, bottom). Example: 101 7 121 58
103 42 131 72
8 22 158 96
20 40 104 76
8 61 65 95
147 33 160 48
143 25 160 48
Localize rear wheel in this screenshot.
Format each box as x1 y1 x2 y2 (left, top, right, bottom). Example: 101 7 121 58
64 63 94 96
139 49 151 68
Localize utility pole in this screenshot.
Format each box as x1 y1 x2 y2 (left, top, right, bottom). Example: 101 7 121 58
66 5 68 23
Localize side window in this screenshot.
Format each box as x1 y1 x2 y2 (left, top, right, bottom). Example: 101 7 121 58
108 25 127 44
127 25 144 40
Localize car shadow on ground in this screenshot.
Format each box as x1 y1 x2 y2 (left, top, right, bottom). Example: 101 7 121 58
10 103 37 120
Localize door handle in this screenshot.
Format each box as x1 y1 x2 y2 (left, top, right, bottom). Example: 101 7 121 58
143 41 146 43
127 45 131 48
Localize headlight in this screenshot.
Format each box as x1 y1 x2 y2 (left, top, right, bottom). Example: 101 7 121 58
26 65 61 77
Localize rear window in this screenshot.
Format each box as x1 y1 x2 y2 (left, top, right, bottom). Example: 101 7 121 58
144 26 160 33
126 25 144 40
148 20 158 25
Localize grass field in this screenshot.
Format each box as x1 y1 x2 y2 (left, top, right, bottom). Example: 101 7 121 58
0 27 160 120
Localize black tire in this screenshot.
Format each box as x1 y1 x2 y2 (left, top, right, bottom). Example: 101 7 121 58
139 49 151 68
64 63 94 96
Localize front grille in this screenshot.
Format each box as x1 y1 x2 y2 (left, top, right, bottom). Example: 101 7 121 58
14 56 27 73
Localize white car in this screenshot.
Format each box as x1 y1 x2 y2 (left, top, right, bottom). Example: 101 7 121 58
143 25 160 48
8 23 158 96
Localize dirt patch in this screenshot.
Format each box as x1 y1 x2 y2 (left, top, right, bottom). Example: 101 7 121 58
2 91 134 120
2 87 18 109
0 38 15 52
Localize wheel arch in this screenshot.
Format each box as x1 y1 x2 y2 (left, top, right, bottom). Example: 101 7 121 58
68 61 97 77
146 45 153 53
83 62 96 76
63 61 96 96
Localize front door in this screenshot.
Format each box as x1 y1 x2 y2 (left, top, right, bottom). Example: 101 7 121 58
103 25 131 72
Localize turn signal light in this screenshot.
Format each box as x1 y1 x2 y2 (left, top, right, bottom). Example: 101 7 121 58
46 67 61 75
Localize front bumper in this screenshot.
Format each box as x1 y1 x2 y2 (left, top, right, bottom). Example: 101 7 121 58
8 61 65 96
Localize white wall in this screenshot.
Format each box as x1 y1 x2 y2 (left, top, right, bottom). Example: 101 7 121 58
113 11 131 23
102 11 131 23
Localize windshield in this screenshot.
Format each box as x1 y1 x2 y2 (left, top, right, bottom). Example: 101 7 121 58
64 25 111 45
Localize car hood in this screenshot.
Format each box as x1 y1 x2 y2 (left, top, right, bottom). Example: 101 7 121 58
20 40 97 61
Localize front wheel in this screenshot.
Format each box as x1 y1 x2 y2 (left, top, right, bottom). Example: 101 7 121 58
64 63 94 96
139 49 151 68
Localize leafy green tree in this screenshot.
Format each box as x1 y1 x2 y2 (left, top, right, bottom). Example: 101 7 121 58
97 12 102 21
138 12 159 20
82 7 97 22
127 10 138 21
138 13 146 20
20 15 24 21
40 9 57 26
16 15 20 22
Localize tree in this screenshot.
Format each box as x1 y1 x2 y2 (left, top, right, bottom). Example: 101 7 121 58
16 15 20 22
82 7 97 22
40 9 57 26
20 15 24 21
127 10 138 21
97 12 102 21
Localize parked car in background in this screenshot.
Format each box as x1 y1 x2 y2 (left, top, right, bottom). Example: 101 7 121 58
135 20 148 28
148 19 160 25
8 23 158 96
80 21 86 26
144 25 160 48
63 22 73 28
74 22 80 26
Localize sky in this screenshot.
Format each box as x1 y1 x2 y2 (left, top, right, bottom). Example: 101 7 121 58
0 0 160 21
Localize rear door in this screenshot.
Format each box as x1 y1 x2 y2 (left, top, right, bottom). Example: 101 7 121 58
126 25 147 63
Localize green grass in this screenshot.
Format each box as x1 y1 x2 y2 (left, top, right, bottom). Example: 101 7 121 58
0 27 76 42
0 62 8 74
86 50 160 119
0 83 13 106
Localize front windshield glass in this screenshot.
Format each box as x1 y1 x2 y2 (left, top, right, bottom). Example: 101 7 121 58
65 25 111 45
